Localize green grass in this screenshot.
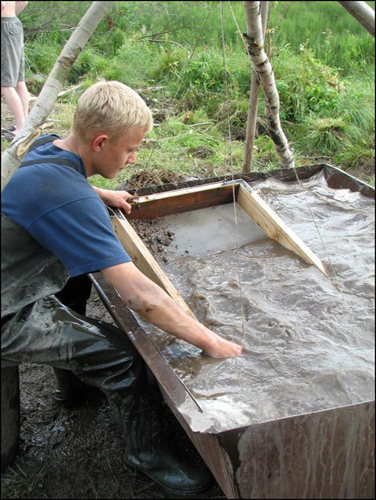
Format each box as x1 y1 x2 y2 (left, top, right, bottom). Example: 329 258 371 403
301 117 354 155
1 7 373 500
269 1 375 75
2 1 373 187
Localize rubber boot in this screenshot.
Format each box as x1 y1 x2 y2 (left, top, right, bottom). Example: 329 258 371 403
52 368 88 407
106 389 212 494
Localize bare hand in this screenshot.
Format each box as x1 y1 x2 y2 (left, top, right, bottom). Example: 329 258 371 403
204 335 243 359
94 188 133 214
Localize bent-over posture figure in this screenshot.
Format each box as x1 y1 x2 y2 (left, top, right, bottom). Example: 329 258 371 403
1 81 243 494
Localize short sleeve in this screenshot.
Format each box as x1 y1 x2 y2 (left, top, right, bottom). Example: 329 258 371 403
27 196 132 277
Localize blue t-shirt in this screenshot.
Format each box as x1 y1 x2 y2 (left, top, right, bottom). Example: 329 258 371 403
1 136 132 277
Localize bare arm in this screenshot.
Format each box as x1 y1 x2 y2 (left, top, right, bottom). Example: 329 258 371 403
101 262 244 358
92 186 132 214
15 1 28 15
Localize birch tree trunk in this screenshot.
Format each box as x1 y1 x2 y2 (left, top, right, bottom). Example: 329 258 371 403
243 1 295 168
337 1 375 37
1 1 115 192
243 1 268 172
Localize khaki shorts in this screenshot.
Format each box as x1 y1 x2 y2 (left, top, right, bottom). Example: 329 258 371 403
1 17 25 87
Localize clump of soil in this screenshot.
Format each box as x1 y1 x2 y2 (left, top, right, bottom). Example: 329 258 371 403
129 218 175 265
119 169 186 192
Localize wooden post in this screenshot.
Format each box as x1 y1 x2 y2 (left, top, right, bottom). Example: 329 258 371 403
243 1 268 173
243 1 294 168
337 1 375 37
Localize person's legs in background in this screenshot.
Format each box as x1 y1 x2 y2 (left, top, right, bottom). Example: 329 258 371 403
1 17 29 135
1 85 26 133
14 43 29 129
15 80 29 123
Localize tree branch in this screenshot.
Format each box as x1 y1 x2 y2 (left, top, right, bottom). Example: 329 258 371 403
337 1 375 37
2 1 115 192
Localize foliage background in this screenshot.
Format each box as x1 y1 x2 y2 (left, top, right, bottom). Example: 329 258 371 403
2 1 375 187
1 3 374 498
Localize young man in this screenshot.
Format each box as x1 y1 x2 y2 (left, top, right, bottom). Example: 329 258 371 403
1 1 29 138
1 81 243 494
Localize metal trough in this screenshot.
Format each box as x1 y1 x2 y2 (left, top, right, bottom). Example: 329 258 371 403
89 164 375 499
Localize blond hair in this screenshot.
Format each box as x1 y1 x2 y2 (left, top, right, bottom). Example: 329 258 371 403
72 80 153 143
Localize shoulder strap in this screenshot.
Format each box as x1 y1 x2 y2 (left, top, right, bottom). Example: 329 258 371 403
20 134 76 170
27 133 62 152
20 158 78 169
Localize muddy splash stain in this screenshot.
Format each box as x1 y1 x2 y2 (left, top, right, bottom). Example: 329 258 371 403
136 172 375 433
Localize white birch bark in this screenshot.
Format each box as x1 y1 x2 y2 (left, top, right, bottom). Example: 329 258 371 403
243 1 268 172
337 1 375 37
243 1 295 168
1 1 115 192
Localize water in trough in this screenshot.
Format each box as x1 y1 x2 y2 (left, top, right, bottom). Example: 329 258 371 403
135 172 375 433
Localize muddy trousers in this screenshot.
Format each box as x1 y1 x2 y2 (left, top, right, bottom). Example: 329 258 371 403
1 292 166 460
1 292 212 493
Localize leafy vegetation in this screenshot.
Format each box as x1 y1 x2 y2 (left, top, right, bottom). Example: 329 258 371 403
2 1 374 186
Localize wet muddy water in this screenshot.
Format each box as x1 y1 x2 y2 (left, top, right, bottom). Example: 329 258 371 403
136 173 375 433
